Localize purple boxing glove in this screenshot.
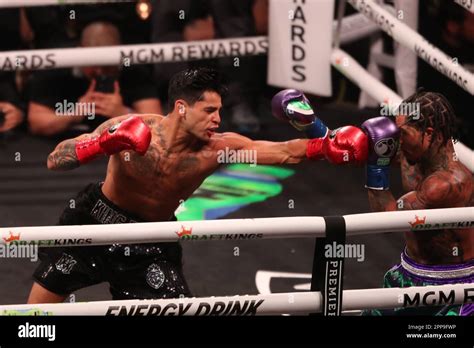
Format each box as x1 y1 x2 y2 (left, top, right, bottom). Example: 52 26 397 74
360 116 400 190
271 89 328 138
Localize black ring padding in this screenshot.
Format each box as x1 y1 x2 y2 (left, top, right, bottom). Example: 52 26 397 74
323 215 346 245
310 216 346 316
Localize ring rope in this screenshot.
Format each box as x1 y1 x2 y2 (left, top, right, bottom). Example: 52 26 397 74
1 207 472 247
348 0 474 95
1 283 472 316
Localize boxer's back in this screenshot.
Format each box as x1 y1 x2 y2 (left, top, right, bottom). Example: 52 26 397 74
403 158 474 264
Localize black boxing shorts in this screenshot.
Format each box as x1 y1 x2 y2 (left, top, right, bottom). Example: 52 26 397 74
32 182 191 300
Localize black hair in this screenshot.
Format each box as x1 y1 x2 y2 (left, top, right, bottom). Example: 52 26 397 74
402 89 459 145
167 67 227 110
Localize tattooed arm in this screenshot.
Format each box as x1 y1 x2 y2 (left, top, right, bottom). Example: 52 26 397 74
47 115 132 171
220 132 309 164
368 171 463 212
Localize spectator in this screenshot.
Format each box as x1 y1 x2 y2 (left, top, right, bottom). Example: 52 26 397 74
208 0 267 133
216 0 269 131
75 2 152 44
418 2 474 147
24 6 70 49
253 0 269 35
27 21 162 137
0 8 26 133
0 74 24 133
151 0 215 107
151 0 267 132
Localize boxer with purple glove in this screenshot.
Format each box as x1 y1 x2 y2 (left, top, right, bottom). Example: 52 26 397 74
272 89 369 165
360 92 474 317
360 116 400 190
271 89 328 139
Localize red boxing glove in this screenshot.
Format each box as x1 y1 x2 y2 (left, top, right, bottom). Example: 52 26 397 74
75 116 152 164
306 126 368 165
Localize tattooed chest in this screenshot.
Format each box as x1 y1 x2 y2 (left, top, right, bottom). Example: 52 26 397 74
406 229 468 263
123 143 216 184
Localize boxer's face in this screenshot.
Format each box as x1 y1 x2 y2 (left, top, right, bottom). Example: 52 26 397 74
181 91 222 142
398 115 433 165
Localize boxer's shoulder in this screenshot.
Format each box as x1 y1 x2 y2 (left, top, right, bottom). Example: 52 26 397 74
141 114 165 128
420 167 472 206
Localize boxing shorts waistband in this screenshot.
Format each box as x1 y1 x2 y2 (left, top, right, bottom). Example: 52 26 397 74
88 182 176 224
401 248 474 283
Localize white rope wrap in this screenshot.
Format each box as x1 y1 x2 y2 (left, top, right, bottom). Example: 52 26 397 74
1 283 472 315
348 0 474 95
0 0 133 7
0 207 472 247
0 37 268 71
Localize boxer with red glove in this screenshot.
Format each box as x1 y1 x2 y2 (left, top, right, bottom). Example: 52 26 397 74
272 89 368 165
306 126 369 165
75 115 151 164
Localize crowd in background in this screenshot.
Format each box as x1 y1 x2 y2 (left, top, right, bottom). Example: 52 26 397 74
0 0 472 147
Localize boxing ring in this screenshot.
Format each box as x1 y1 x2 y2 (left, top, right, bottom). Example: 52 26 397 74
0 0 473 316
1 207 473 315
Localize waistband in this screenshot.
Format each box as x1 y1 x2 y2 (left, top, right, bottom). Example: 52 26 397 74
88 182 176 224
401 248 474 282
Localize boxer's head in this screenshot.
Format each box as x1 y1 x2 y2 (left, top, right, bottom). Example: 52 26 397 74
168 67 228 142
80 21 121 80
398 90 458 165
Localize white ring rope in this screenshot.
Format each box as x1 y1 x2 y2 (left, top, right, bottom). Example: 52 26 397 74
454 0 474 13
1 207 472 247
335 5 396 45
0 37 268 71
1 283 472 316
348 0 474 95
0 8 392 72
331 47 474 173
332 48 403 108
0 0 133 8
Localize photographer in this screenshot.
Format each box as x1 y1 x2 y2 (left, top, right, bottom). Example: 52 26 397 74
0 8 25 133
0 82 24 133
27 21 162 137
